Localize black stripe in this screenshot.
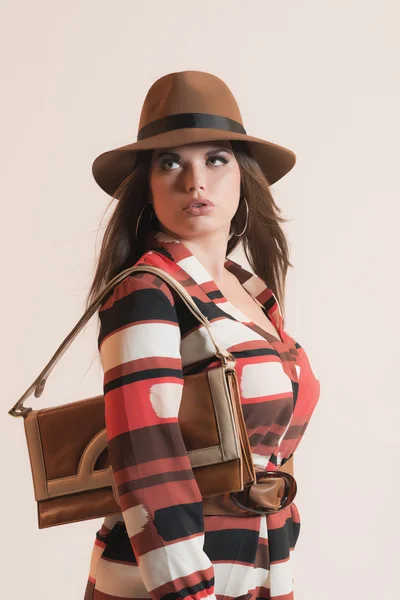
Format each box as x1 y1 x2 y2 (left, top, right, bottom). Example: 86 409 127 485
154 502 204 542
137 112 246 140
98 285 177 348
102 523 138 564
268 515 297 560
207 289 225 300
204 528 260 563
104 367 182 394
160 577 215 600
233 347 281 359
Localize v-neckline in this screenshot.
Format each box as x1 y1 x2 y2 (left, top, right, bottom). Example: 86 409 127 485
142 230 286 346
242 289 284 344
211 286 284 345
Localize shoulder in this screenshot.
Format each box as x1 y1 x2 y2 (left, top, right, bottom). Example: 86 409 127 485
99 251 176 314
97 254 181 349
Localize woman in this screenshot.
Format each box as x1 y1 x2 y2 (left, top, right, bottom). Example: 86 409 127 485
83 70 320 600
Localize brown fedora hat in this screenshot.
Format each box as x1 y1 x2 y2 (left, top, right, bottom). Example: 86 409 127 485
92 70 296 199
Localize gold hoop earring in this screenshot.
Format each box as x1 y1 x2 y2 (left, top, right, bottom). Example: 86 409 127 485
230 196 249 238
135 202 154 240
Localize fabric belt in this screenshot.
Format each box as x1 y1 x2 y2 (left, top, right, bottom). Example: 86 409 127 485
202 455 295 516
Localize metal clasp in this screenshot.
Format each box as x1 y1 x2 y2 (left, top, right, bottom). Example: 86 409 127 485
8 406 32 418
215 350 236 370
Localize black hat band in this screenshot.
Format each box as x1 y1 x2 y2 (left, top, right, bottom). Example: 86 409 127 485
137 112 247 141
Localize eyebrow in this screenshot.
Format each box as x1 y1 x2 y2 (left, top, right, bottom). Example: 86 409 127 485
152 146 233 162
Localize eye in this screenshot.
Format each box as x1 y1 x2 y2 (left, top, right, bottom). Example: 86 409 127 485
207 154 229 166
159 153 229 171
159 158 180 171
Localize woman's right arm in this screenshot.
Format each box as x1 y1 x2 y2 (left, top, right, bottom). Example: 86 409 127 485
97 272 216 600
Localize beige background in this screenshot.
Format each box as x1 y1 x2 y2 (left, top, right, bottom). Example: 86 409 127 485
2 1 399 598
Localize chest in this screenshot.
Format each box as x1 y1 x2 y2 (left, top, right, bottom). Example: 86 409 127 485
218 276 282 341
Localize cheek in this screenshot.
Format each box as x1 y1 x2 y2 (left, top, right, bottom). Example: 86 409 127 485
149 174 168 207
218 162 241 191
149 174 179 224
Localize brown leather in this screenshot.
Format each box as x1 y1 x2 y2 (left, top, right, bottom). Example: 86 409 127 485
202 455 295 516
38 487 121 529
22 362 255 528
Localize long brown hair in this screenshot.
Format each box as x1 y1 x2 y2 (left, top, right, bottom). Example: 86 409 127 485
85 140 293 322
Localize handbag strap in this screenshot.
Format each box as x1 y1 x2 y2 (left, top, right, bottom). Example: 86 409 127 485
8 263 236 418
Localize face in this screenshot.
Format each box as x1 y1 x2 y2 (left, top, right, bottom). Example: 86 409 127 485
148 140 241 240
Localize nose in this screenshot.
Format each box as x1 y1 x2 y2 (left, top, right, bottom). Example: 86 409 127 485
183 162 206 193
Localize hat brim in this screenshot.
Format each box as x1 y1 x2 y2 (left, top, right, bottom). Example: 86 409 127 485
92 128 296 199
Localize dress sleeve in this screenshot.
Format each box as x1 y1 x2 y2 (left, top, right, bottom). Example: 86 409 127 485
98 272 216 600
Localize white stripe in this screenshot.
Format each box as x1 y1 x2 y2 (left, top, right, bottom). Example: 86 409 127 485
149 382 183 418
123 504 151 537
215 300 252 322
213 562 262 597
252 453 272 469
138 534 213 591
269 559 294 596
181 318 266 367
241 362 293 398
101 322 181 371
178 255 213 284
259 514 268 539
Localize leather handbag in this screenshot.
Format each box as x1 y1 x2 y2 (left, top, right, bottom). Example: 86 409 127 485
8 264 258 529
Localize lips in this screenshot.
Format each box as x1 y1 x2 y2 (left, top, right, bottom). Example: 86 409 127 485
183 198 214 210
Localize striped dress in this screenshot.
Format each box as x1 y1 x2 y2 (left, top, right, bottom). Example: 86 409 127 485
84 229 321 600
